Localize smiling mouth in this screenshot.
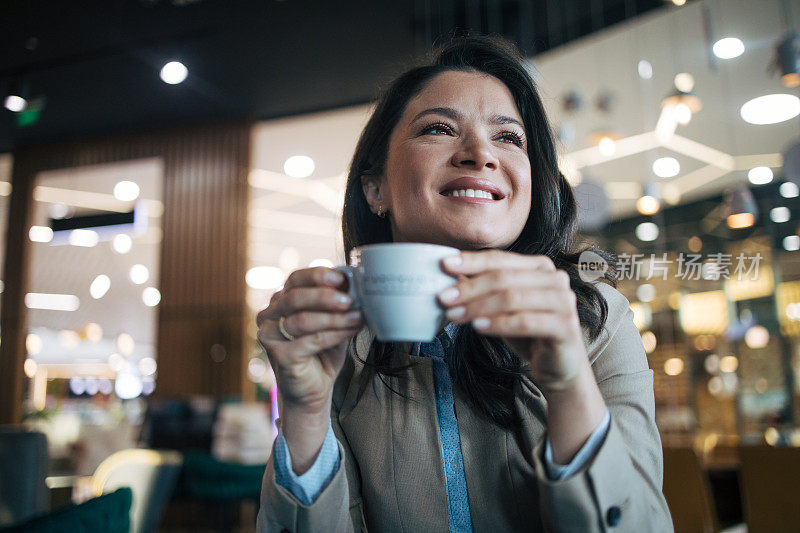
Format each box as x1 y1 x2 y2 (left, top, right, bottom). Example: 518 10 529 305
440 188 501 200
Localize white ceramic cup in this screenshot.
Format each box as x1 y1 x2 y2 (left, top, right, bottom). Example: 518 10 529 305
336 243 460 342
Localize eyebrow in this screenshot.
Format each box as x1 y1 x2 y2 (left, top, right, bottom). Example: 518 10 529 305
411 106 524 129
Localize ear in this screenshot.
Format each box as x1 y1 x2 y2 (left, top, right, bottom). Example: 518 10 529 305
361 174 383 213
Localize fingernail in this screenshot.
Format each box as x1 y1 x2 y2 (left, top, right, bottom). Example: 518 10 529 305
473 317 491 330
438 287 460 303
335 293 352 306
446 306 465 320
344 310 362 324
325 270 344 285
443 255 462 267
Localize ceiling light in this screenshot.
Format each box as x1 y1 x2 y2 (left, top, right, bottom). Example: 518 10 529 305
748 166 773 185
719 355 739 373
26 333 42 355
635 222 659 242
108 353 125 373
598 137 616 156
744 326 769 349
28 226 53 243
25 293 80 311
142 287 161 307
740 94 800 125
638 60 653 80
159 61 188 85
4 95 27 113
637 195 660 215
112 234 133 254
674 103 692 125
70 377 86 395
664 357 684 376
129 264 149 285
780 182 799 198
652 157 680 178
770 206 791 223
58 330 80 350
115 373 143 400
671 0 686 6
283 155 315 178
69 229 99 247
662 183 681 205
713 37 745 59
776 32 800 87
673 73 695 93
24 359 38 379
90 275 111 299
784 235 800 251
116 333 135 355
725 187 758 229
246 266 285 290
113 180 140 202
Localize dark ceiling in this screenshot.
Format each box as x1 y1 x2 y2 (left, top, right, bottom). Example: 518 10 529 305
0 0 668 153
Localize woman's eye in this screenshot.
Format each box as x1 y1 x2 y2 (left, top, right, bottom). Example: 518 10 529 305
421 123 453 136
498 132 524 146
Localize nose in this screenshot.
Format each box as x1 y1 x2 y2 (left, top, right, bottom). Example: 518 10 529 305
451 135 499 171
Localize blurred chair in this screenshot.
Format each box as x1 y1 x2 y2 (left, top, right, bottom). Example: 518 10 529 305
0 427 49 526
739 445 800 533
662 446 719 533
0 487 131 533
91 449 182 533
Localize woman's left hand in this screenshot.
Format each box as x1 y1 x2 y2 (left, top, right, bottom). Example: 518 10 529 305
438 250 588 394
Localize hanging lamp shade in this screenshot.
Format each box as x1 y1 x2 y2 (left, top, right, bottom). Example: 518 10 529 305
776 32 800 88
725 186 758 229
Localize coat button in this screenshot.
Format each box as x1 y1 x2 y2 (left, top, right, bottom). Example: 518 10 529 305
606 506 622 527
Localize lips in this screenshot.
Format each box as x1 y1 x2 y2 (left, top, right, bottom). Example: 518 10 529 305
439 177 506 200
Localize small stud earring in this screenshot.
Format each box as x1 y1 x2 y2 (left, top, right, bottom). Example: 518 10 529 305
376 206 386 218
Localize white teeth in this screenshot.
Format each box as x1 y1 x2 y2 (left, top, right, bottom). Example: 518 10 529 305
446 188 494 199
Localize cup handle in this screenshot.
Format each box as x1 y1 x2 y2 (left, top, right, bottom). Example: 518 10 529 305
335 265 361 309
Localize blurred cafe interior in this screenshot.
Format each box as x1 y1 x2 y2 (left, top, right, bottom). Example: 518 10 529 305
1 0 800 531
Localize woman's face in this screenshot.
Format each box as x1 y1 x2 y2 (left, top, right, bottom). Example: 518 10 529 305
366 70 532 250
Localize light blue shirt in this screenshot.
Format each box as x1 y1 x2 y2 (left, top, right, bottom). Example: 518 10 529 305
274 325 612 528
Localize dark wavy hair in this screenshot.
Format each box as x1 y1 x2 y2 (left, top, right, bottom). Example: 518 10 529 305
341 35 616 429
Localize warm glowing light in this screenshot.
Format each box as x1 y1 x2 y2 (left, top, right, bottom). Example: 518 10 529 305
765 427 779 446
108 353 125 373
59 330 80 350
719 355 739 373
674 73 695 93
309 258 335 268
69 229 99 247
25 293 80 311
744 325 769 348
664 357 684 376
112 234 133 254
248 358 268 383
727 212 755 229
26 333 42 355
675 103 692 125
662 183 681 205
138 357 157 376
637 283 656 303
748 166 773 185
598 137 616 156
635 222 659 242
246 266 285 290
653 157 680 178
688 236 702 253
85 322 103 343
740 94 800 125
113 181 140 202
641 331 657 354
142 287 161 307
90 275 111 299
671 0 686 5
713 37 745 59
283 155 315 178
704 354 720 373
160 61 188 84
24 358 38 378
636 195 660 215
29 226 53 243
708 376 723 395
116 333 135 356
129 264 149 285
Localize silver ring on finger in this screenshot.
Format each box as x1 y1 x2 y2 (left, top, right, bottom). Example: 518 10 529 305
278 316 296 341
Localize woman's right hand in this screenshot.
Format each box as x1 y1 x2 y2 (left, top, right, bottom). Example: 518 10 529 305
256 266 363 413
256 267 362 474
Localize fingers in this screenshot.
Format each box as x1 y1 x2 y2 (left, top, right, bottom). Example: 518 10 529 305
437 268 570 308
441 250 555 276
257 286 353 326
281 310 363 339
261 326 363 370
443 287 576 323
470 311 579 341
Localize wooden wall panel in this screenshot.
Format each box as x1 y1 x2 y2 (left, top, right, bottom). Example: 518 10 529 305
0 122 251 424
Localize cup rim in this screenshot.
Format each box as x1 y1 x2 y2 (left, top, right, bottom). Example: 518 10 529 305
354 242 460 254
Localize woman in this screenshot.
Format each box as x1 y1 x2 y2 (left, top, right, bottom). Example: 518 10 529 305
256 36 672 532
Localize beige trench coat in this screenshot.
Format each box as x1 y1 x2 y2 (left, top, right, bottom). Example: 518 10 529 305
257 283 673 532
